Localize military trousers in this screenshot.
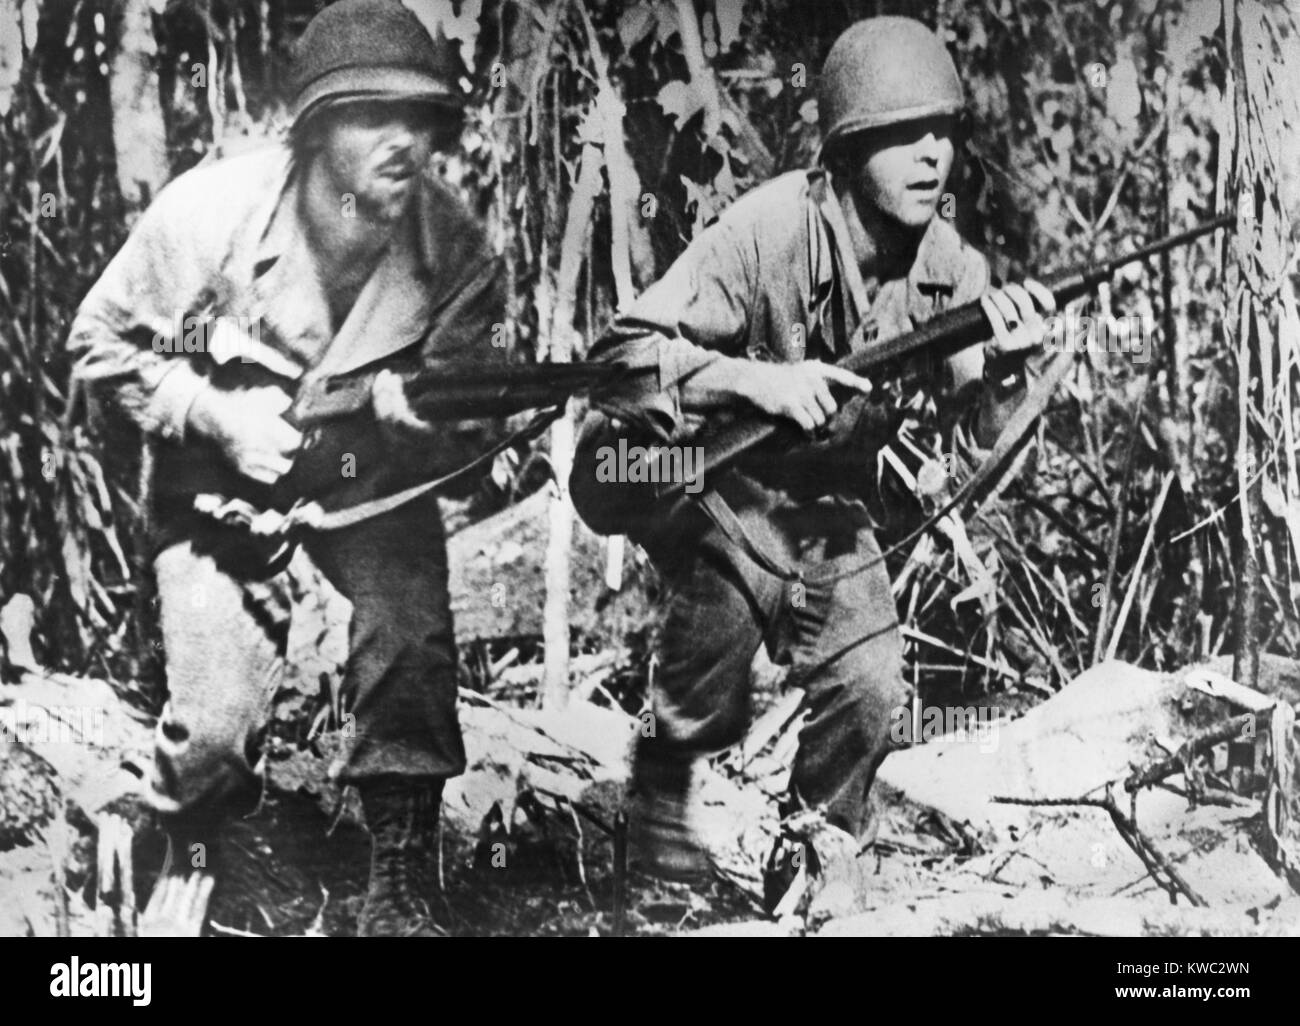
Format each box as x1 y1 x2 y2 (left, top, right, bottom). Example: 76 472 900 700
635 497 912 840
146 494 465 815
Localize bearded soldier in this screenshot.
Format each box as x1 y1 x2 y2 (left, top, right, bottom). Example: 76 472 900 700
573 16 1055 880
68 0 505 935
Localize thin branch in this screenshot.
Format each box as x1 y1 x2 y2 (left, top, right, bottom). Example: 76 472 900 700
993 785 1207 906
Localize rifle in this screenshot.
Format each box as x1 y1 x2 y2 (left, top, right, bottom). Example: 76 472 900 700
571 214 1233 536
289 359 645 428
188 358 645 561
251 357 651 532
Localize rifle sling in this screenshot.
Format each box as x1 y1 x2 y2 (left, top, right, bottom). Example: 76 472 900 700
193 406 563 540
818 172 874 348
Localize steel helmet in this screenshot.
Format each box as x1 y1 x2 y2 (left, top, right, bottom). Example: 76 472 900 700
289 0 465 128
818 17 964 150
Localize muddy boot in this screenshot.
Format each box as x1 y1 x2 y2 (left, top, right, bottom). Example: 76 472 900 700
357 778 445 937
628 752 711 885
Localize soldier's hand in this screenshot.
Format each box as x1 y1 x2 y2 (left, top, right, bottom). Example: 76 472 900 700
738 360 873 433
188 384 302 485
372 368 437 441
980 279 1056 364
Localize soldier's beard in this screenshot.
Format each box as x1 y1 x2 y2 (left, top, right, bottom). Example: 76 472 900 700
355 179 414 223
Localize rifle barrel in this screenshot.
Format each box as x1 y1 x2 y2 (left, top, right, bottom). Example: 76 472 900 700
297 360 637 426
1100 213 1232 278
403 360 626 400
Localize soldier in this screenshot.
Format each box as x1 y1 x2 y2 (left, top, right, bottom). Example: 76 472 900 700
574 16 1055 880
68 0 506 935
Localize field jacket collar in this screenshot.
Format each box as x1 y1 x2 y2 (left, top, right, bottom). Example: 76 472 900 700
249 146 448 377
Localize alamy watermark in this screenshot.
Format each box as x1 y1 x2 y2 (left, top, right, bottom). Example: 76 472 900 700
1043 311 1153 364
890 703 1006 754
50 958 151 1005
152 311 261 363
593 438 705 495
1 700 106 746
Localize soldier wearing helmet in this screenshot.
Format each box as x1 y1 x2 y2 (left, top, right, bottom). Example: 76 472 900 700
574 16 1054 882
68 0 507 935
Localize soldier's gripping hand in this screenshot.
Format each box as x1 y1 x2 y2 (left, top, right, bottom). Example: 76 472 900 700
187 384 303 486
371 368 436 443
979 279 1056 369
735 360 873 433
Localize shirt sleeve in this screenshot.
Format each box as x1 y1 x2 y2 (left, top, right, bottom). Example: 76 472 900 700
588 212 756 441
67 179 217 444
409 243 513 498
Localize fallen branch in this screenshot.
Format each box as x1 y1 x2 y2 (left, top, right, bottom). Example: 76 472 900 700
1124 711 1267 794
993 786 1207 907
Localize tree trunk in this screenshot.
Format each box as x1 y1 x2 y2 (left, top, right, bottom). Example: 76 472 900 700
107 0 169 214
540 139 602 711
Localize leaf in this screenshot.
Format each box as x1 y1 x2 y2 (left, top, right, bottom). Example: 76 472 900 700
950 576 996 610
19 0 35 48
617 4 658 50
916 460 948 498
37 115 66 170
0 594 39 671
656 79 706 130
679 175 717 235
1262 477 1288 519
653 1 681 44
1106 49 1143 129
60 527 91 618
707 130 733 155
400 0 481 72
715 0 743 51
712 155 737 203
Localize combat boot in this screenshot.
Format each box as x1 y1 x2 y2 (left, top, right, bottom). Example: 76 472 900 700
357 778 445 937
628 752 711 885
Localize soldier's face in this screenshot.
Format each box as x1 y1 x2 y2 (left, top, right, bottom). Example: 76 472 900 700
315 99 446 221
842 115 956 231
